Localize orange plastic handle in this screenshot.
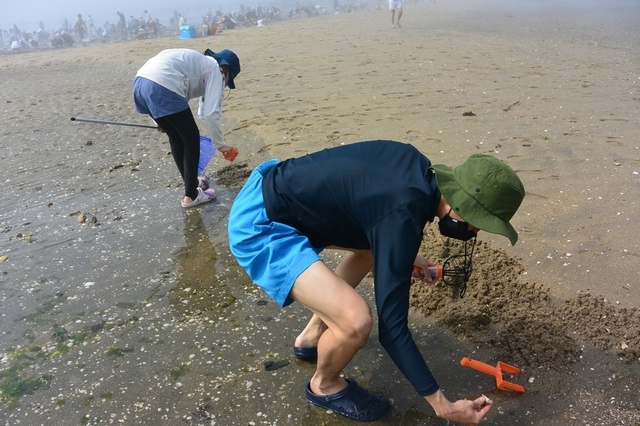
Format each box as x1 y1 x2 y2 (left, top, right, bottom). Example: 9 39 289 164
460 357 499 375
461 357 522 374
413 265 443 279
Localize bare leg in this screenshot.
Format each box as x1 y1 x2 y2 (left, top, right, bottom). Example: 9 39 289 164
290 256 373 395
396 7 403 26
294 249 373 349
391 10 396 27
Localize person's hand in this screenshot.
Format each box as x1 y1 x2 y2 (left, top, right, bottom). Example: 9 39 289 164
220 145 239 161
156 125 165 133
424 390 492 425
412 254 436 283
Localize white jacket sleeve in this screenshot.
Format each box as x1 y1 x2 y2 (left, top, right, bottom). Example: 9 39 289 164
198 69 225 149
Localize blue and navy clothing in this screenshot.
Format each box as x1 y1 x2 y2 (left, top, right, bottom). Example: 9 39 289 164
230 140 442 396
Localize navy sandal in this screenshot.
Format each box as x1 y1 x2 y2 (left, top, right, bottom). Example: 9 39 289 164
294 346 318 360
305 378 391 421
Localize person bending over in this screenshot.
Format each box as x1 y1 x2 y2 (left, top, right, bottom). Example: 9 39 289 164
133 48 241 208
228 140 525 423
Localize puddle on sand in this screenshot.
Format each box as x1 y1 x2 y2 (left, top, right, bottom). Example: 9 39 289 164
168 208 254 321
0 182 256 415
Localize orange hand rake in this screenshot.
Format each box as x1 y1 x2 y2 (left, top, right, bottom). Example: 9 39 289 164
460 357 525 393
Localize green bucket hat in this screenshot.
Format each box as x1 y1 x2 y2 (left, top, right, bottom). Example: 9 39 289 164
431 154 525 245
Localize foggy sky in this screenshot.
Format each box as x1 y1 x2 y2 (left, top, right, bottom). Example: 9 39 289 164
5 0 638 35
2 0 240 31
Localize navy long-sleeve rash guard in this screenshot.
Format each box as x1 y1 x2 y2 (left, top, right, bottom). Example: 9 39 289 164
261 140 442 396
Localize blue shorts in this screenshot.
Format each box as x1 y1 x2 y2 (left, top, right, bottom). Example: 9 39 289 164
228 159 323 307
133 76 189 119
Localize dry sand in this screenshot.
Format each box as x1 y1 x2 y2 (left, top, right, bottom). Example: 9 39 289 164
1 0 639 424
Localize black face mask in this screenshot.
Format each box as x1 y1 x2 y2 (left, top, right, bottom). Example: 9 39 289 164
438 209 477 241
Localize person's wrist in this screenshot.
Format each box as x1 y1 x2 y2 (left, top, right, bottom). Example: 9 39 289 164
424 389 451 418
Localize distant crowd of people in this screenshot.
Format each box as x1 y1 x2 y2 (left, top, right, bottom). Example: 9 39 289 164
1 9 169 53
1 0 374 54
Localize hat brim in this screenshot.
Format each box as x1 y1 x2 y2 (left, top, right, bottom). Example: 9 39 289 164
204 49 237 89
432 164 518 245
217 60 236 89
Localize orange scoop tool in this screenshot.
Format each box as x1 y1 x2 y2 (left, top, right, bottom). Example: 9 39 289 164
223 147 239 162
460 357 525 393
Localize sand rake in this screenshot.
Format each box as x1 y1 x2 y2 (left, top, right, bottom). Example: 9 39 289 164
460 357 526 393
413 239 476 298
70 116 221 171
70 116 158 129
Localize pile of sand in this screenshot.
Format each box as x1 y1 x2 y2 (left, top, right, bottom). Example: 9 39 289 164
410 224 640 375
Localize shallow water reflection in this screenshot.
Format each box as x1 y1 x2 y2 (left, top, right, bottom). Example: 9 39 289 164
168 209 252 320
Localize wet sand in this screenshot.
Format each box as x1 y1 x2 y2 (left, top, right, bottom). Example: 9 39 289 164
0 0 639 424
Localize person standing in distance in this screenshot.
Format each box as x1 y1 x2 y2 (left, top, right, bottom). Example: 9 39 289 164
389 0 403 28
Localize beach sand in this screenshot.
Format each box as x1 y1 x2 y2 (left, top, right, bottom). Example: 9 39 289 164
1 0 639 424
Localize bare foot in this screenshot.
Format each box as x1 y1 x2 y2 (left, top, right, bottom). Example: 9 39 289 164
294 314 327 349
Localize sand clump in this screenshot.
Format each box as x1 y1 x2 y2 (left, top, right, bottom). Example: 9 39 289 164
214 162 252 188
410 224 640 378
